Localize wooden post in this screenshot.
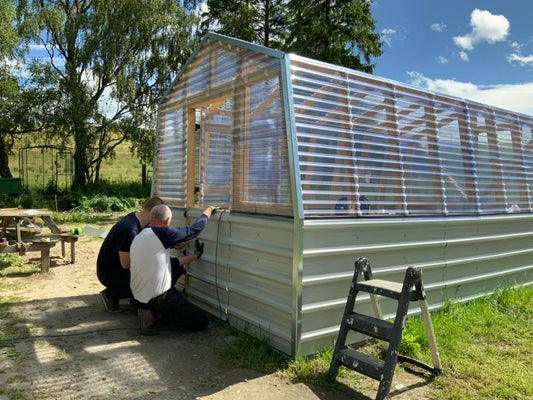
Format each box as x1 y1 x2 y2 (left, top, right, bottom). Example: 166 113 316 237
41 246 51 273
70 240 76 264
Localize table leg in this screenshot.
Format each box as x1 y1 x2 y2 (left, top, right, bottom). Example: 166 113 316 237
41 247 51 273
70 241 76 264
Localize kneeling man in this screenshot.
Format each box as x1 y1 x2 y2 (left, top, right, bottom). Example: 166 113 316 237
130 204 214 334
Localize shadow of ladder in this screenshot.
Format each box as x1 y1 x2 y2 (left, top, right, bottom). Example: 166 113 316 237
328 257 444 400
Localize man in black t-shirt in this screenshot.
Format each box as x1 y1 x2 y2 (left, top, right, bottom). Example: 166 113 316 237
96 197 164 312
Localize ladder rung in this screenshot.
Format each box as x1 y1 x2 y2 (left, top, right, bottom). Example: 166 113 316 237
357 279 408 300
346 313 394 342
338 348 385 381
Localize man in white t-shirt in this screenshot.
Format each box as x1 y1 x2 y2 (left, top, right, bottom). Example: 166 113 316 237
130 204 214 334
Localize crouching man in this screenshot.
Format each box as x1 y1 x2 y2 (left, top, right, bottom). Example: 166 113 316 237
130 204 214 335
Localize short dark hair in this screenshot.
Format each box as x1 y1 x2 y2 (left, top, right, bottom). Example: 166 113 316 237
143 196 165 211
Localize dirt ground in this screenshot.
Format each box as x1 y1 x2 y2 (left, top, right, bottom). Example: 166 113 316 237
0 228 436 400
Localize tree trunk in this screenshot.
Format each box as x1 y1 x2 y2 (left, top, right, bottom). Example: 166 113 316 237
72 148 88 189
0 134 13 178
142 164 147 186
72 128 89 189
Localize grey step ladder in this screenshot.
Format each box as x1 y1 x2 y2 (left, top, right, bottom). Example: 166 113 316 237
328 257 443 400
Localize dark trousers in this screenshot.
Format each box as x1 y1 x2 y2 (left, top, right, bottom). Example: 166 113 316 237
97 264 132 300
171 257 186 286
149 287 208 331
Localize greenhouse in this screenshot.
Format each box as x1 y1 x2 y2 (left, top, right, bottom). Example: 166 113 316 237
152 33 533 356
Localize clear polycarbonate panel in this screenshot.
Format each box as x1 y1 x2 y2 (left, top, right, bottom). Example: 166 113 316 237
156 37 291 215
154 108 187 204
522 120 533 210
289 54 533 217
186 48 209 96
238 77 290 204
200 111 233 207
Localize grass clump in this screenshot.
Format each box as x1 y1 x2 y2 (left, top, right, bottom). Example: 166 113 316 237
216 325 288 373
0 254 41 276
0 284 27 348
399 285 533 399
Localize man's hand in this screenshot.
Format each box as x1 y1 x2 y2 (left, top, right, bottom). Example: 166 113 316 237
202 206 218 218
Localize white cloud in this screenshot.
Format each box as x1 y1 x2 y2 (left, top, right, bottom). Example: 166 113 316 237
431 23 446 32
453 9 510 51
381 28 397 47
510 41 520 51
29 44 47 51
381 27 407 47
507 41 533 66
407 71 533 116
459 51 469 62
436 56 448 64
454 35 475 51
2 57 28 78
508 53 533 66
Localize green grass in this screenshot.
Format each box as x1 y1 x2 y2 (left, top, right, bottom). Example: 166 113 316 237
215 286 533 399
215 325 289 373
0 254 41 276
0 282 27 348
99 143 144 182
424 286 533 399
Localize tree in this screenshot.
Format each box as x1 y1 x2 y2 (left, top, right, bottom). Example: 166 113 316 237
202 0 383 74
201 0 288 48
16 0 200 188
0 0 22 177
0 0 17 57
0 72 19 178
0 61 63 178
285 0 383 73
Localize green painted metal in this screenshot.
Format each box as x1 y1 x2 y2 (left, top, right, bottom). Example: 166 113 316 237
0 178 23 195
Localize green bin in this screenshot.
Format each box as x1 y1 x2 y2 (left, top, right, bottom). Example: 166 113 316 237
0 178 23 195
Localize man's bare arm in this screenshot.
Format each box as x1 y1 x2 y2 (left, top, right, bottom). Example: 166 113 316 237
119 251 130 269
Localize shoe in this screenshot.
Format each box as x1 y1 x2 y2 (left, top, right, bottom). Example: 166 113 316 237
138 308 159 335
194 239 204 259
99 290 123 313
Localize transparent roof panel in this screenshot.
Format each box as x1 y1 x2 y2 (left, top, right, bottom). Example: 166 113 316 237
289 54 533 218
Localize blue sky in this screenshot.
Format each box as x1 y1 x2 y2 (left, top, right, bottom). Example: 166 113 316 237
25 1 532 117
371 0 533 116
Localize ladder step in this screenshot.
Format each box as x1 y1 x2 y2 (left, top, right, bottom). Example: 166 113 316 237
356 279 407 300
338 348 385 381
345 313 394 342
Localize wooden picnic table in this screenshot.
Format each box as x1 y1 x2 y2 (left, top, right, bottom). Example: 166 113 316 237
0 208 79 272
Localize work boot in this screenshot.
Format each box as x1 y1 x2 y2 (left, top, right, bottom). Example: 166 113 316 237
99 289 122 313
138 308 159 335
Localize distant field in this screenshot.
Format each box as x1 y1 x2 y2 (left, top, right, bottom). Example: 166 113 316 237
8 141 145 187
99 143 144 182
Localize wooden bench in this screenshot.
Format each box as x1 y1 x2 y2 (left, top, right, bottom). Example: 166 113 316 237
1 209 79 270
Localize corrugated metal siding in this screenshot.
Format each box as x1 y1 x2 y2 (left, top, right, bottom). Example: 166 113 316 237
174 208 296 355
299 214 533 355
